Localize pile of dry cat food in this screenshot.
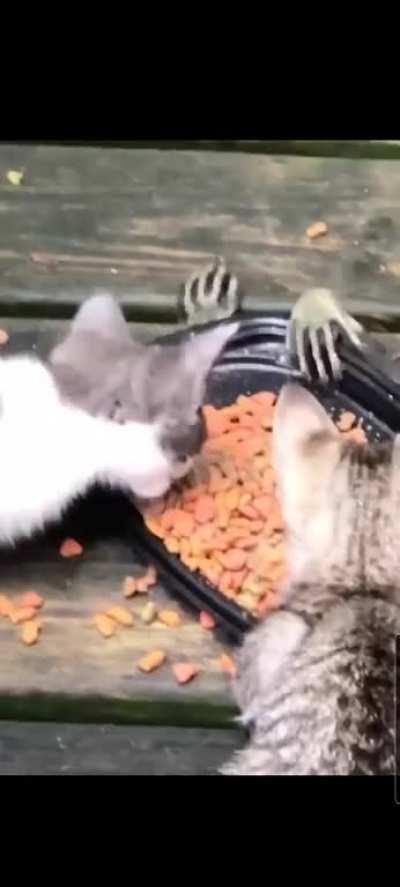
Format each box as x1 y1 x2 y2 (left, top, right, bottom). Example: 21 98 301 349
142 391 367 618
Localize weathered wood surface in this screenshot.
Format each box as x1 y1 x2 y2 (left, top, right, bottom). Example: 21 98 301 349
2 144 400 319
0 722 243 774
37 141 400 160
0 488 236 727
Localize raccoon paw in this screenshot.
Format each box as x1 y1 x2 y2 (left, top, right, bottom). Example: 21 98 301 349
179 256 241 326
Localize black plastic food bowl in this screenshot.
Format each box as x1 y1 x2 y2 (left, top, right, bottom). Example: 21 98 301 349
129 314 400 639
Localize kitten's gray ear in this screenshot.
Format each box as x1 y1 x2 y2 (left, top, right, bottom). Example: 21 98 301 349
180 322 238 408
49 293 132 369
69 292 131 343
273 384 340 517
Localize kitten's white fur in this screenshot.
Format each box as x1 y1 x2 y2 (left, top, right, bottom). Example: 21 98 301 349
0 354 171 544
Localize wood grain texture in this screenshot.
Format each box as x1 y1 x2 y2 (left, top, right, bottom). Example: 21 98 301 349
0 721 243 775
31 141 400 160
1 144 400 318
0 483 236 727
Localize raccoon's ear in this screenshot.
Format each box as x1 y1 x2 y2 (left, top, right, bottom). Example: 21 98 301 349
273 384 340 528
273 384 338 465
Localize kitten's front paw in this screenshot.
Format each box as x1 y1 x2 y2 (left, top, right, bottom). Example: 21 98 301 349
179 257 242 326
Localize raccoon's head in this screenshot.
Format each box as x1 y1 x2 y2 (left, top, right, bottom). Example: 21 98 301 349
273 384 400 593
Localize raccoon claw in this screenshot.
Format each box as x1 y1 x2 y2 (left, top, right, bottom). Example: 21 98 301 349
286 288 365 383
180 257 241 326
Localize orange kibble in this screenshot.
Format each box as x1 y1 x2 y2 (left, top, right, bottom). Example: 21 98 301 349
235 535 257 550
160 508 178 532
202 405 230 438
208 465 231 493
219 572 235 597
20 591 44 610
0 594 14 617
199 610 217 630
224 487 241 512
135 577 150 594
144 565 157 587
122 576 137 598
165 536 180 554
158 609 182 628
215 549 247 571
59 537 83 558
172 662 200 684
9 606 37 624
306 220 328 239
180 539 192 559
337 410 356 432
344 426 367 444
138 650 166 673
175 512 195 538
251 391 276 408
194 495 216 524
106 606 134 627
230 569 247 591
144 517 166 539
216 507 230 529
219 653 237 677
181 554 200 571
93 613 116 638
142 390 287 618
239 504 259 520
21 619 41 646
253 496 273 520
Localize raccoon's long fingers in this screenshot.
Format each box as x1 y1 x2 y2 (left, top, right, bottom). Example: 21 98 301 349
224 271 240 315
295 325 309 379
345 315 365 350
323 321 342 379
309 328 328 383
203 257 226 307
332 305 365 351
182 270 201 321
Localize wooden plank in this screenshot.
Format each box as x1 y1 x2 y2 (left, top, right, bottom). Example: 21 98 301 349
0 722 243 775
28 141 400 160
0 317 180 361
2 144 400 319
0 487 237 727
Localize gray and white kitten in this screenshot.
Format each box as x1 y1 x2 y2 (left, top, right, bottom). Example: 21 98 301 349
49 292 237 484
223 384 400 775
0 294 235 546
